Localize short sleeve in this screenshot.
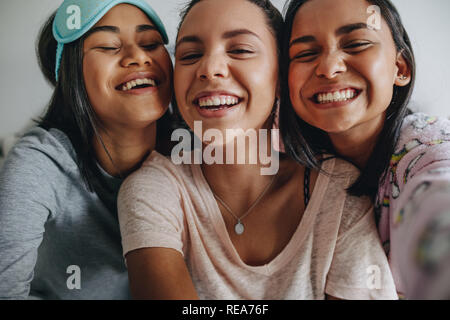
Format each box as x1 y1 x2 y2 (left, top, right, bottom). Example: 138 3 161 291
117 154 186 257
325 200 398 300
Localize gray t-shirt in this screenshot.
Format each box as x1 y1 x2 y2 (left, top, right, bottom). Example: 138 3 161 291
0 127 131 300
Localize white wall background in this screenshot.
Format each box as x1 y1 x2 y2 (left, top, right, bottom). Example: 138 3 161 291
0 0 449 139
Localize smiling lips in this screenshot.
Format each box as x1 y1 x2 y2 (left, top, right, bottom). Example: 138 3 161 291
312 88 361 104
120 77 157 91
195 94 241 110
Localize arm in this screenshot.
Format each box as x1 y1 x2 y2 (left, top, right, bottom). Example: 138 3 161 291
126 248 198 300
378 115 450 298
391 155 450 299
118 156 195 300
0 144 57 299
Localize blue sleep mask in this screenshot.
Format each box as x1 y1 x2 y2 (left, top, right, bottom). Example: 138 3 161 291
52 0 169 82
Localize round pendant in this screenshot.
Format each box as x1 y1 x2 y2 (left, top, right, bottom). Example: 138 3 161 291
235 222 244 235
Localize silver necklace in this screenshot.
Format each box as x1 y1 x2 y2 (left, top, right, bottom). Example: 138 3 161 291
212 174 278 235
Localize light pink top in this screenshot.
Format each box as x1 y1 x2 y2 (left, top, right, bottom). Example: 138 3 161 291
118 152 398 300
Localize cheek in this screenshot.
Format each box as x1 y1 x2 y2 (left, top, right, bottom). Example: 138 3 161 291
173 67 195 124
354 50 397 109
83 55 113 95
159 50 174 82
83 57 102 110
83 57 95 91
249 73 276 99
174 68 190 105
288 64 309 111
82 55 120 121
288 64 308 94
243 59 278 105
158 52 174 104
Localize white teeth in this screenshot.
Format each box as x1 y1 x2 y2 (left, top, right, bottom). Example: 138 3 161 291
333 91 341 100
121 78 156 91
316 89 357 104
346 89 353 99
198 95 239 107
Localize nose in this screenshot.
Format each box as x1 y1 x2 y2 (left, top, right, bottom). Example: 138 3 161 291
121 45 152 68
196 53 228 80
315 51 346 79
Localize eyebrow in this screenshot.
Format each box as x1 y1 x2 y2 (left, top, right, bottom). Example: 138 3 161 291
85 24 157 38
176 35 201 49
336 23 370 36
223 29 260 40
289 23 370 47
85 26 119 38
176 28 260 49
136 24 158 33
289 35 315 47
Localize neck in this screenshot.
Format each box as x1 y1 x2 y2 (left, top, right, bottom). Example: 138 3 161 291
329 114 385 168
93 122 157 178
202 162 278 213
200 126 280 206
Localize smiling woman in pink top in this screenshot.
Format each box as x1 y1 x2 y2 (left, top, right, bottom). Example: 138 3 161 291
117 0 398 300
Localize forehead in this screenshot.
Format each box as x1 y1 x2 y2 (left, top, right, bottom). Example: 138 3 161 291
292 0 381 35
178 0 270 39
95 4 153 26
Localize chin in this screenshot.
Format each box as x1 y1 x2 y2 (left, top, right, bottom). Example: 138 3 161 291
316 120 356 135
134 109 168 125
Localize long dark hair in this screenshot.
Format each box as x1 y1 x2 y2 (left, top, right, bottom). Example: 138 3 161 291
280 0 416 201
36 13 174 192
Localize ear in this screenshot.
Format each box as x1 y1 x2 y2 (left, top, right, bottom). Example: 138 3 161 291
394 51 411 87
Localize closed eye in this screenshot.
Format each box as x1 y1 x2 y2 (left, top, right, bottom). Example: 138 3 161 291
178 53 203 64
344 42 373 53
97 46 119 51
229 49 253 54
292 50 319 62
142 43 162 51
